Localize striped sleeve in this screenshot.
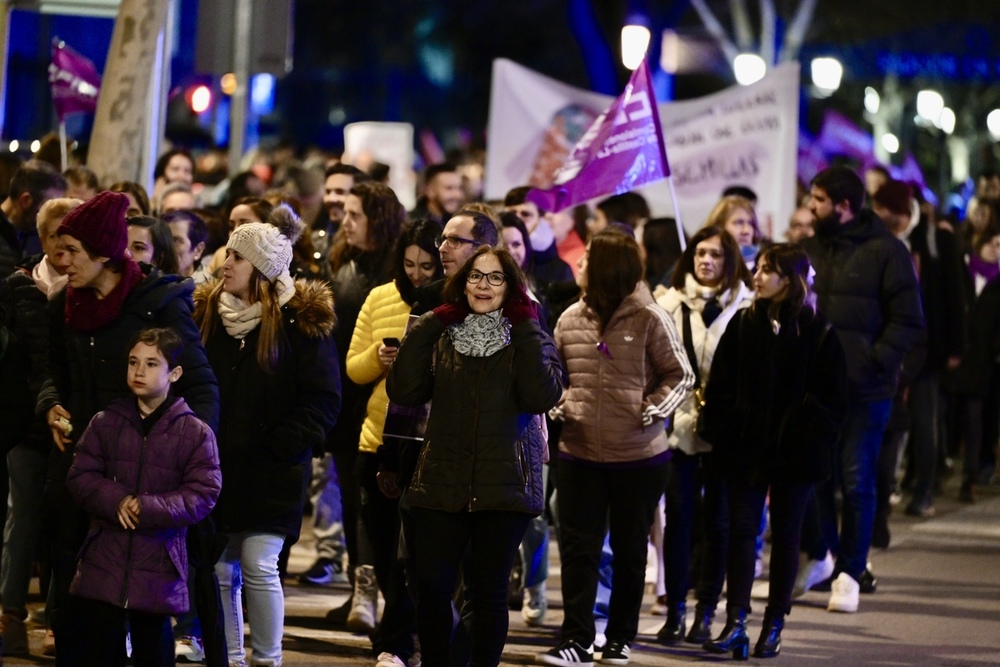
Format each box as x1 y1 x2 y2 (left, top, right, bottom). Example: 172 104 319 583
641 303 695 426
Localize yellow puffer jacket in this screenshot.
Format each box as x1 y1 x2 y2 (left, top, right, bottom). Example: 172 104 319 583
346 281 412 454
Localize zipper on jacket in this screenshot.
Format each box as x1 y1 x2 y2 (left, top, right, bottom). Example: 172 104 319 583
119 432 149 608
467 363 485 512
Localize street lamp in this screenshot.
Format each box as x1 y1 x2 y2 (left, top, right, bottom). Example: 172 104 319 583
916 90 944 125
938 107 956 135
987 109 1000 140
733 53 766 86
621 21 651 70
811 57 843 95
881 133 900 154
864 87 880 114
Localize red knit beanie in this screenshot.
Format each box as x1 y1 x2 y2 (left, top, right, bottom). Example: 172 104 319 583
57 190 129 261
873 180 912 217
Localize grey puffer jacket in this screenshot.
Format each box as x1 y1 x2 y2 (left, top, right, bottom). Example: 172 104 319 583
387 312 563 515
66 397 220 614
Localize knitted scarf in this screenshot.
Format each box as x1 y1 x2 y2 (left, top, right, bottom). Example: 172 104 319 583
64 259 144 332
217 273 296 339
447 309 511 357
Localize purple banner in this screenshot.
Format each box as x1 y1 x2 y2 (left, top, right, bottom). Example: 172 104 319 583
527 61 669 213
48 39 101 123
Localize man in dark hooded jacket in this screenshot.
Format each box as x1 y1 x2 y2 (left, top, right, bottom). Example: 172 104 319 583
801 166 923 614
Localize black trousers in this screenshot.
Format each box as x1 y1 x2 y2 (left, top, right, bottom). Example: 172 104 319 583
664 451 728 607
358 451 416 661
557 458 669 645
60 596 173 667
410 506 530 667
726 479 812 616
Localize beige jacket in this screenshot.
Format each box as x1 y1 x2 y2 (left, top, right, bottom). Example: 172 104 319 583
551 282 694 464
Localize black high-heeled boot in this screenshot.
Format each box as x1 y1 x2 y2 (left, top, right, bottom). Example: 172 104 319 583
702 607 749 660
684 603 715 644
656 601 686 644
753 608 784 658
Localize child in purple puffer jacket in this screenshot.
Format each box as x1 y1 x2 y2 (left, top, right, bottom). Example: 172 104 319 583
64 327 221 667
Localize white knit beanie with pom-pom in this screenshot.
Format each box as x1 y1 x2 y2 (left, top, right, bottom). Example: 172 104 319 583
226 203 305 282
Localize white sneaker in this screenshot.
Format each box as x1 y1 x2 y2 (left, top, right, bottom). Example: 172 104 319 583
827 572 860 613
522 582 548 626
376 652 407 667
793 551 834 598
176 635 206 663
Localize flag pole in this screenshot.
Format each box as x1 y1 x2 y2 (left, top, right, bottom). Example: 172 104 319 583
666 173 685 252
58 121 68 171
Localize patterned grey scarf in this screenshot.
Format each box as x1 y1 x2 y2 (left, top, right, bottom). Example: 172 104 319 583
447 309 512 357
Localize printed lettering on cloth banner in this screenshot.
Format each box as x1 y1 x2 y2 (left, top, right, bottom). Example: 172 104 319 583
485 59 800 240
49 39 102 123
526 61 669 214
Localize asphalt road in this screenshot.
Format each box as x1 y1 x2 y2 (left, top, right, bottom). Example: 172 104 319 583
7 476 1000 666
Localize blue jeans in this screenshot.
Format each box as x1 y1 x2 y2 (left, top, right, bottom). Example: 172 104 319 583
2 445 47 614
216 532 285 665
520 463 550 589
817 399 892 580
308 454 345 562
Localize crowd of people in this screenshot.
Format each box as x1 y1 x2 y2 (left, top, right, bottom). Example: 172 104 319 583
0 143 996 667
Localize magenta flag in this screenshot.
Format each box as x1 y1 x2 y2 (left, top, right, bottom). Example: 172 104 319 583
48 39 102 123
527 61 669 213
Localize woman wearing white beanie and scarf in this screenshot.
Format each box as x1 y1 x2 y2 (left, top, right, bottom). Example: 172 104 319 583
194 205 341 667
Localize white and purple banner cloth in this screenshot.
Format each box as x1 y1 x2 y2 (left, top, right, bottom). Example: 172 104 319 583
49 39 101 123
485 59 800 240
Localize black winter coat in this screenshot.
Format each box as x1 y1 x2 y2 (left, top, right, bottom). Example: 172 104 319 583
387 312 563 515
0 255 52 452
908 218 965 372
801 209 924 400
700 302 849 485
195 279 341 540
39 267 220 481
952 277 1000 398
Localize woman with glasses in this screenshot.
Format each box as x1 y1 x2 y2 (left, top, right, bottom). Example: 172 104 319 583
387 246 563 667
540 227 694 667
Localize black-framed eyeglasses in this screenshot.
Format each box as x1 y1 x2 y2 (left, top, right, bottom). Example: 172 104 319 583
467 270 506 287
435 235 483 249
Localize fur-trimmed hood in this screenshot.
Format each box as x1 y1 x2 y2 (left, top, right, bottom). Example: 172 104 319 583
193 278 336 339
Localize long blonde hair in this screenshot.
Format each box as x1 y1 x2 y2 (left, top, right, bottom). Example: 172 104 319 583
197 269 287 374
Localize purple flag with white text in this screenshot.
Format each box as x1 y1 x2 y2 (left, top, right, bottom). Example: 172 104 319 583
49 39 101 123
527 61 669 213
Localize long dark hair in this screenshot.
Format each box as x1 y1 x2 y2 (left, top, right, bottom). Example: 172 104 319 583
671 225 751 293
499 211 533 272
584 228 643 334
441 246 527 308
127 216 180 274
751 243 817 329
328 182 405 274
394 219 443 305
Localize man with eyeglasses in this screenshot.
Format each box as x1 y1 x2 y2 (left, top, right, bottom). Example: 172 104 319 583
435 210 499 279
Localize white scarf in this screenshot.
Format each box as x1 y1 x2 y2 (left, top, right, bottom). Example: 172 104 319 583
32 256 68 299
217 273 296 339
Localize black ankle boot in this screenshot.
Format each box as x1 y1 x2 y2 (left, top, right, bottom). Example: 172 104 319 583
753 608 784 658
684 602 715 644
702 608 749 660
656 601 686 644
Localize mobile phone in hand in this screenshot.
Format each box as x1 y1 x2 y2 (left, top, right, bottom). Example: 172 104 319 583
382 337 401 348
